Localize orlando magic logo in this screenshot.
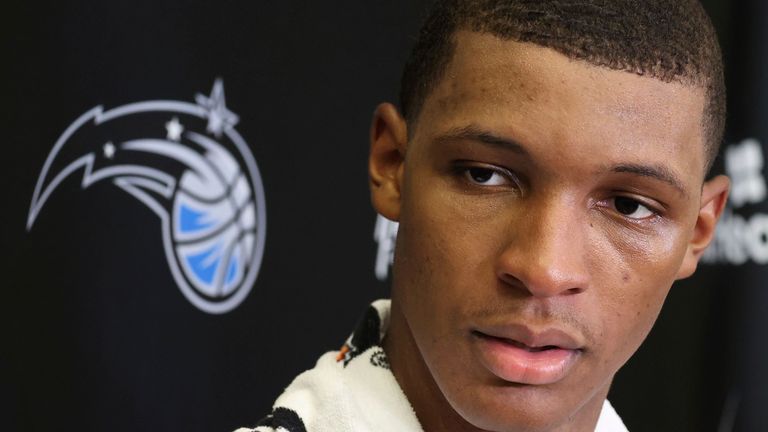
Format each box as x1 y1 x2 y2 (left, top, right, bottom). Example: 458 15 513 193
27 79 266 314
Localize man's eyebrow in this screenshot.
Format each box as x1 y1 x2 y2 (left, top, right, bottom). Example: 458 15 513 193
435 125 529 156
435 127 688 197
611 163 689 198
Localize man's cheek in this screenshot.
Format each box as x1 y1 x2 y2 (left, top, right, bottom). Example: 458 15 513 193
604 282 670 367
596 225 682 300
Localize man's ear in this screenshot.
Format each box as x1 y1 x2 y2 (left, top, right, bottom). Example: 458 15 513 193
369 103 408 221
677 174 730 279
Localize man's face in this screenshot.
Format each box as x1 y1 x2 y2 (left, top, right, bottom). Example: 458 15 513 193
373 32 727 431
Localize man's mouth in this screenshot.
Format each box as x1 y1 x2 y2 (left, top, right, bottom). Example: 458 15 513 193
501 338 560 352
471 328 583 385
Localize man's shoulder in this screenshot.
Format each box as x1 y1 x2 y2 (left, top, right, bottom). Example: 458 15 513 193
249 352 347 432
239 344 421 432
237 315 426 432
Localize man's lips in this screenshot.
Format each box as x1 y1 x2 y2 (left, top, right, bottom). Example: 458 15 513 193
471 326 583 385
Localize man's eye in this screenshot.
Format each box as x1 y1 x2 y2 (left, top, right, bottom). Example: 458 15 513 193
613 196 655 219
465 167 508 186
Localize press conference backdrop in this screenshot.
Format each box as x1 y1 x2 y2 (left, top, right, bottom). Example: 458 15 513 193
1 1 765 431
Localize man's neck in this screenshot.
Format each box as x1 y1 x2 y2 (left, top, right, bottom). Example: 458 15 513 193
383 302 483 432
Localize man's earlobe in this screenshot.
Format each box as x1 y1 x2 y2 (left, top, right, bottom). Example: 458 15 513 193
369 103 408 221
677 175 730 279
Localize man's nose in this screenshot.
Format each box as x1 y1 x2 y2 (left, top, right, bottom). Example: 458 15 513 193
495 196 591 298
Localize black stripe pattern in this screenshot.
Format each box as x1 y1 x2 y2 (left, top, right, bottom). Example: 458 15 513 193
340 305 382 367
255 407 307 432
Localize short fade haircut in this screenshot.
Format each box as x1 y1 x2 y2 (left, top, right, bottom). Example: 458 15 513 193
399 0 726 173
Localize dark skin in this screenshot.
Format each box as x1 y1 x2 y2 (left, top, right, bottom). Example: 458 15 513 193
369 32 729 432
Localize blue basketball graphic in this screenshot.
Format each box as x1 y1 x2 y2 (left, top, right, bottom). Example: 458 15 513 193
170 132 257 299
27 79 266 314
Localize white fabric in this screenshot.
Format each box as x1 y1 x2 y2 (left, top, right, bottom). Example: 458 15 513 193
237 299 628 432
595 400 628 431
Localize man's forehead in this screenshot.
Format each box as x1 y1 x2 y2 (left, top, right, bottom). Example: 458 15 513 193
441 31 704 114
416 31 708 181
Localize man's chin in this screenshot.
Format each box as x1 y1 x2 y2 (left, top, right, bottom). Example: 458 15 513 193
449 396 569 432
440 374 609 432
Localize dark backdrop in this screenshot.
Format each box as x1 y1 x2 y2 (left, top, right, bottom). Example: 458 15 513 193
2 1 766 431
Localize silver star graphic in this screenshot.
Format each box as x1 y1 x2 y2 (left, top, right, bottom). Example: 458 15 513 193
195 78 239 138
103 142 116 159
165 117 184 141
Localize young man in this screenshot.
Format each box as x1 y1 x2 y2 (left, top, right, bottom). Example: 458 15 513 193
239 0 729 431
